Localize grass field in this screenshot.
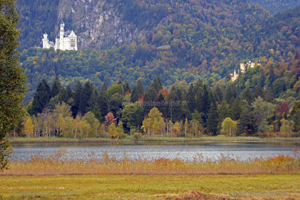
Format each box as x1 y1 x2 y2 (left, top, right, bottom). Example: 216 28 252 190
0 174 299 199
9 136 300 144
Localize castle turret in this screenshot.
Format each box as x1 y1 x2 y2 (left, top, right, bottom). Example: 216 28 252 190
42 33 49 49
59 21 65 50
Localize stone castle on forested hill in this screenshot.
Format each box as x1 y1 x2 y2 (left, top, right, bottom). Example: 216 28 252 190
42 21 78 51
231 61 261 82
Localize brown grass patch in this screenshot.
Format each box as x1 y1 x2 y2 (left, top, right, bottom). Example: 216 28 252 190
1 147 300 176
163 191 295 200
162 191 235 200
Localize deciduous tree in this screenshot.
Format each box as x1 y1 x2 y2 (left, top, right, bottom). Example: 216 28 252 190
221 117 238 136
24 116 34 137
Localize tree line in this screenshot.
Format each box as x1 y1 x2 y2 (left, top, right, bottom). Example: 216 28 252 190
17 71 300 138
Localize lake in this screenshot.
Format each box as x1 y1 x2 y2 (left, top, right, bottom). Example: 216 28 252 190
11 142 300 162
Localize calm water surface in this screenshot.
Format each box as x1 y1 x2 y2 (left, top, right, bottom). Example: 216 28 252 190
11 142 300 161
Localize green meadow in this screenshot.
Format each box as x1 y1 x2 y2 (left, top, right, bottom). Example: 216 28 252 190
0 174 299 199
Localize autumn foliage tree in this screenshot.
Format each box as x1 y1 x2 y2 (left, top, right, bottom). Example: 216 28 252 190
105 112 117 128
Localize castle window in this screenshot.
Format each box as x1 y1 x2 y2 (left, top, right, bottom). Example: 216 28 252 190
70 39 75 47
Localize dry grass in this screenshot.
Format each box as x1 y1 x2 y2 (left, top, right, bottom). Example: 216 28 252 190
163 190 294 200
1 148 300 176
163 191 235 200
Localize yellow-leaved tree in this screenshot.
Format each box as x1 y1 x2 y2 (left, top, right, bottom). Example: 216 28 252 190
221 117 238 136
142 107 165 136
24 116 34 137
108 122 118 138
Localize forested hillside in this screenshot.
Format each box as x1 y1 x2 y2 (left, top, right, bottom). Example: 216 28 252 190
16 0 300 51
21 5 300 103
249 0 300 15
21 53 300 138
16 0 60 50
16 0 270 51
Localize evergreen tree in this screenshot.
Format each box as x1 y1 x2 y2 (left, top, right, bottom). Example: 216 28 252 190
259 69 266 88
186 83 196 113
58 87 67 103
131 79 144 102
98 83 109 121
265 88 274 102
167 86 180 121
0 0 27 170
225 86 233 103
109 93 123 119
72 81 82 117
123 80 131 93
252 96 267 133
238 104 255 135
214 85 223 103
136 79 144 97
201 84 210 115
229 97 243 121
254 84 264 99
117 79 122 85
92 103 103 122
134 102 144 129
242 87 253 104
88 89 98 111
267 65 275 88
66 85 73 100
219 101 229 122
51 76 61 98
232 86 238 99
30 79 51 115
131 85 139 102
143 85 158 115
157 93 167 118
206 99 219 135
152 76 162 93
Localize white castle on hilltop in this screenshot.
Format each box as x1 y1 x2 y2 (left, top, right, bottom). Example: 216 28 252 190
42 21 78 51
231 61 261 82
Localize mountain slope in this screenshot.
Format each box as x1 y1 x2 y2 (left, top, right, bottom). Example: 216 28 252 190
17 0 270 51
20 5 300 103
249 0 300 15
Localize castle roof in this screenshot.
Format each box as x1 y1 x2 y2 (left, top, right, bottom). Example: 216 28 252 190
56 30 75 38
64 30 72 37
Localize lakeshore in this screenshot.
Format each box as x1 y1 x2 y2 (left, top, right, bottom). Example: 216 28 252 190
8 136 300 144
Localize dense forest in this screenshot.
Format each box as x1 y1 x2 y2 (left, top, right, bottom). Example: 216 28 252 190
16 0 300 137
18 51 300 138
16 0 60 50
250 0 300 14
21 5 300 102
16 0 270 51
15 0 300 51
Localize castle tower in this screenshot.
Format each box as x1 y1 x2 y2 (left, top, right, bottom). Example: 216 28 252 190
59 21 65 50
42 33 49 49
240 63 245 74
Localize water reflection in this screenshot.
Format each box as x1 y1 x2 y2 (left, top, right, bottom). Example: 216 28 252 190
11 142 300 162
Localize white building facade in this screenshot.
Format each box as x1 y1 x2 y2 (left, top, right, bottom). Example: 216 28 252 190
42 21 78 51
